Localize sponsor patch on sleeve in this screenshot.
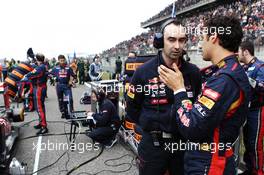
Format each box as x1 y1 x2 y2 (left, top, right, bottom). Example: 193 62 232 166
203 88 221 101
198 96 215 110
127 91 135 99
127 85 135 99
177 107 184 117
182 100 193 111
187 91 193 98
194 103 207 117
179 114 190 127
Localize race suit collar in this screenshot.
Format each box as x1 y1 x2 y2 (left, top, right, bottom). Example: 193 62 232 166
246 57 257 66
216 54 237 69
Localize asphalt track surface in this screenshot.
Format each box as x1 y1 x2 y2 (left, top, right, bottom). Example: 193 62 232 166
4 83 247 175
4 48 263 174
8 84 138 175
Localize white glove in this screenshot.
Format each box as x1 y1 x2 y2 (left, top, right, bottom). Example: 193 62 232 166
248 77 256 88
86 112 96 124
86 112 94 119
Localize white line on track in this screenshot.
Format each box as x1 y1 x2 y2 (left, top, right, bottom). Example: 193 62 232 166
33 136 42 175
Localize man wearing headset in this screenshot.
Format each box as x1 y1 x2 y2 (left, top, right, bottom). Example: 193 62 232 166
126 19 202 175
86 89 121 148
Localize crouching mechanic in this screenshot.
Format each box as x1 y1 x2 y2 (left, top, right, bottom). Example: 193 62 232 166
22 53 48 135
86 90 121 148
158 15 251 174
238 40 264 175
50 55 76 119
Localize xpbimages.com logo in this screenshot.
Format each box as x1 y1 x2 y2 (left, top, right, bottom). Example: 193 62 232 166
97 83 166 96
33 139 100 153
164 140 232 154
181 26 232 35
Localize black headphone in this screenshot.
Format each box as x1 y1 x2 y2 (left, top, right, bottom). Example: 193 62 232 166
153 18 180 49
92 89 106 103
153 18 190 62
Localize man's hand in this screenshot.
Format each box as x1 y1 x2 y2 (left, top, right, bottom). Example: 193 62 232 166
158 63 185 92
86 112 96 125
86 112 94 119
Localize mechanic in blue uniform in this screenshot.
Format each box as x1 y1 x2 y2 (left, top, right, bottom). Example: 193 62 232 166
89 56 102 81
126 19 202 175
159 15 251 175
23 53 48 135
86 89 121 148
50 55 76 119
238 40 264 175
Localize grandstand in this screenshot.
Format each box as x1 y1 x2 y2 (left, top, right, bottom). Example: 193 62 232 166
141 0 219 28
101 0 264 61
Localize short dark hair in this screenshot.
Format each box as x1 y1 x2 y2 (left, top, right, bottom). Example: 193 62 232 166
93 55 100 62
161 18 183 34
58 55 66 60
240 40 254 56
36 53 45 62
204 15 243 52
92 89 105 102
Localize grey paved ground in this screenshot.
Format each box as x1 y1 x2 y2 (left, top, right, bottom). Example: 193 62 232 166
4 48 263 174
11 84 138 175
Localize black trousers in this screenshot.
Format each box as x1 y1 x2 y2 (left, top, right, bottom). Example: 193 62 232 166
56 85 73 118
79 72 84 84
88 126 117 145
138 132 184 175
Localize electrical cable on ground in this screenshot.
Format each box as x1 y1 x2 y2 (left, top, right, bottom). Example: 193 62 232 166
14 118 138 174
66 145 104 175
27 121 82 175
